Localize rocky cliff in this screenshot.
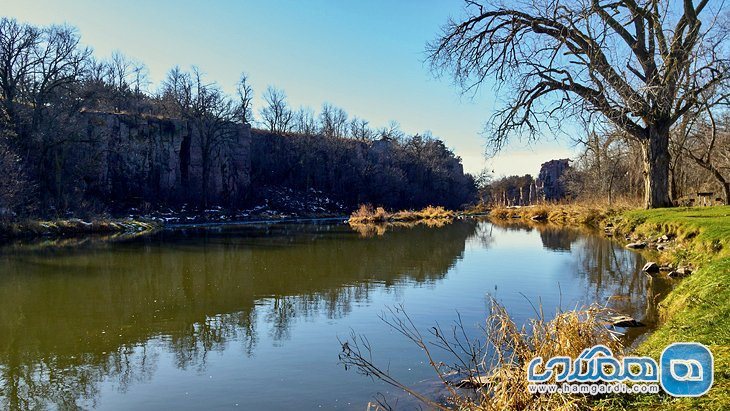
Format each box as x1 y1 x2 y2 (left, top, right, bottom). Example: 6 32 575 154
536 159 570 201
81 112 251 208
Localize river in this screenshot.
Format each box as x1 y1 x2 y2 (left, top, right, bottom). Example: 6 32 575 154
0 219 670 410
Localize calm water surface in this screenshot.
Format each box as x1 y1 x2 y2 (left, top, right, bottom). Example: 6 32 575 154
0 220 669 410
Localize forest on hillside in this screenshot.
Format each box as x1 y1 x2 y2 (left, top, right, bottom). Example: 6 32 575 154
0 17 476 218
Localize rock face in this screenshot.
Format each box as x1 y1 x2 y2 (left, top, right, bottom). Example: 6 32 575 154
80 112 251 207
536 159 571 201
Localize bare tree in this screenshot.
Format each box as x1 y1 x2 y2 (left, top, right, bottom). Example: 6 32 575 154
236 72 254 125
163 66 238 206
349 117 373 141
429 0 729 208
260 86 293 134
0 132 32 214
293 106 318 135
0 18 90 138
376 120 404 141
319 103 348 138
107 51 132 91
683 107 730 202
571 129 636 204
0 18 92 212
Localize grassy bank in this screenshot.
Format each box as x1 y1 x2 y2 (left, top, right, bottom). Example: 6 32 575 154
597 206 730 410
0 218 160 241
488 204 729 408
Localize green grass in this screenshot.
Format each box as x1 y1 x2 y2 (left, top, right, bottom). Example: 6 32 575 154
614 207 730 262
598 206 730 410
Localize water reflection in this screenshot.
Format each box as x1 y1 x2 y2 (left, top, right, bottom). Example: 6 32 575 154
0 220 665 410
0 222 475 410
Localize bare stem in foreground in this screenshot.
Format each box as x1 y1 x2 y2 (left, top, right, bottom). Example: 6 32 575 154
340 298 623 410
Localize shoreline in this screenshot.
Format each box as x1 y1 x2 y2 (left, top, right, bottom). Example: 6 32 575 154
489 204 729 409
0 213 351 244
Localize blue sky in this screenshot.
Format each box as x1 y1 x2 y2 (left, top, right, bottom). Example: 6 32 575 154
4 0 577 176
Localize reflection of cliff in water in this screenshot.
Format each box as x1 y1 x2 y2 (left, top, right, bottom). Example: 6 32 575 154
0 221 476 410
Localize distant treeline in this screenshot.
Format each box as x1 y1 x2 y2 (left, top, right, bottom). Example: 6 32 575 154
0 18 476 217
251 130 475 210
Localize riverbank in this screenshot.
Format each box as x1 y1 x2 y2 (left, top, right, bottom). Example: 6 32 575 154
486 203 634 226
0 218 160 242
492 204 729 409
598 206 730 410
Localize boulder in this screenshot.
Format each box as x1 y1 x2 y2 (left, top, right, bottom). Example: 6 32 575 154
668 267 693 278
626 242 647 249
454 375 489 388
642 262 660 274
609 315 645 328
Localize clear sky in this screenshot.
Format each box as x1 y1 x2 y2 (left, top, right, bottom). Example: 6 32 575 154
3 0 577 177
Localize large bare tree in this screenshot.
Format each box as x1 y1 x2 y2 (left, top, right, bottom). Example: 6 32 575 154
429 0 729 208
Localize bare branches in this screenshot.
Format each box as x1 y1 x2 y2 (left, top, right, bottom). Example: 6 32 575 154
428 0 728 145
0 18 90 135
260 86 293 134
428 0 727 207
236 73 254 125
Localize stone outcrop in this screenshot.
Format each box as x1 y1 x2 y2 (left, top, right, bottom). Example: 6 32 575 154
642 262 660 274
80 112 251 207
536 159 571 201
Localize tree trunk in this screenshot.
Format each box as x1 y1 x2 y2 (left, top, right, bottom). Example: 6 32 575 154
724 183 730 205
642 125 673 209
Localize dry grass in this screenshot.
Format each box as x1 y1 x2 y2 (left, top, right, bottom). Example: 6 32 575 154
349 204 455 224
488 199 639 227
453 301 622 410
341 298 623 411
348 204 390 224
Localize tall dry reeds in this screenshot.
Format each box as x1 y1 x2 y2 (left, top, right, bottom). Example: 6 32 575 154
341 298 622 410
349 204 455 224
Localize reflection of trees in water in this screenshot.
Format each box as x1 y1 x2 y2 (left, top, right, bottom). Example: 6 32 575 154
485 220 666 336
539 226 580 252
0 345 158 411
0 221 476 410
566 232 670 329
471 220 496 249
169 310 258 371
